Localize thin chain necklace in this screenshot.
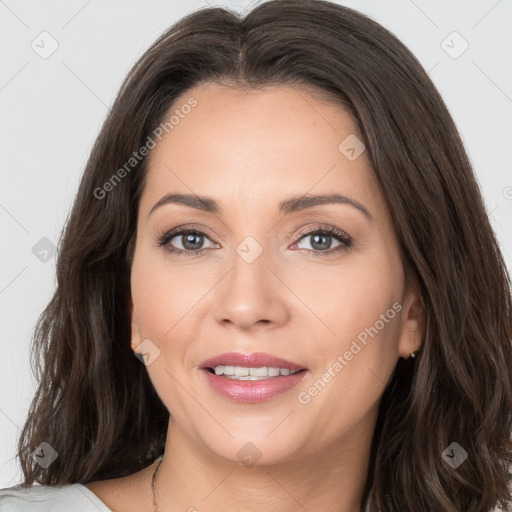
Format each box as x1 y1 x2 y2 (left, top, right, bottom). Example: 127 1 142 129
151 456 164 512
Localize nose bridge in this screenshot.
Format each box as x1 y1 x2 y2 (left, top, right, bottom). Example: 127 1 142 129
213 234 289 330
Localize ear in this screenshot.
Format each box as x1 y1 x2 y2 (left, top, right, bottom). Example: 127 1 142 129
397 289 425 359
130 299 142 354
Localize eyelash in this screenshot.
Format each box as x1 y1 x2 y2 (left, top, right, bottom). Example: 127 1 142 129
156 224 352 258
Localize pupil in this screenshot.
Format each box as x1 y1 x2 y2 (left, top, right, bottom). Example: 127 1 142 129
311 234 331 250
183 233 203 250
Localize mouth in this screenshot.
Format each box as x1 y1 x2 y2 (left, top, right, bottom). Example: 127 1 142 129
198 352 309 403
204 365 306 380
199 351 307 376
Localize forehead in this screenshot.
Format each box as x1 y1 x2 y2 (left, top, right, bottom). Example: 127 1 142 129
140 83 381 217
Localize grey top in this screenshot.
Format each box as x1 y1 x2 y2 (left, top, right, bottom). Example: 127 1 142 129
0 483 112 511
0 482 374 511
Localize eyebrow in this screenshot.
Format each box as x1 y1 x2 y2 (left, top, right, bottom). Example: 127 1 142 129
148 192 372 220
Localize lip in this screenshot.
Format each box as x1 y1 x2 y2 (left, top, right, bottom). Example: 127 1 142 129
200 368 308 403
199 352 307 372
198 352 309 404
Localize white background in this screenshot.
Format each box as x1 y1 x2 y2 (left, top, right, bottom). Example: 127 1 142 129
1 0 511 489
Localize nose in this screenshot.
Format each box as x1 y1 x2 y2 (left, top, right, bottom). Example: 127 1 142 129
213 246 290 332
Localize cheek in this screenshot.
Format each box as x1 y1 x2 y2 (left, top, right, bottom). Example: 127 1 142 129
130 241 209 340
130 247 206 420
293 246 403 405
292 247 403 351
293 272 402 444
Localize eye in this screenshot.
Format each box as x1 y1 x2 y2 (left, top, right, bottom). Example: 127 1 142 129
292 226 352 256
157 228 218 256
156 224 352 257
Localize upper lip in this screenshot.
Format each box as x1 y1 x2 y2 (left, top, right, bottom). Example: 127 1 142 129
199 352 307 371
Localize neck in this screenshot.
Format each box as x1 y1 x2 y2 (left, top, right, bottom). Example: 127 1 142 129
152 417 374 512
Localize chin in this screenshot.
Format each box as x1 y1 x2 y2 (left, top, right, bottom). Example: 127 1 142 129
200 430 306 468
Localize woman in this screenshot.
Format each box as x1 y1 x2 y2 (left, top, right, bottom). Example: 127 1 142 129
1 0 511 511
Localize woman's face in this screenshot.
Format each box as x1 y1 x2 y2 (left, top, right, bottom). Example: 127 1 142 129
130 83 423 465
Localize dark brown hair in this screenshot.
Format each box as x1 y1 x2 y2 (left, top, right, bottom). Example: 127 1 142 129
14 1 512 510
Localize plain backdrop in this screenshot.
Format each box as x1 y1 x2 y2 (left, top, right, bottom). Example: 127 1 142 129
1 0 511 488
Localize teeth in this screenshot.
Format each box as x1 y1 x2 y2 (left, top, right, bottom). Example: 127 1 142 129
222 365 235 376
235 366 249 377
249 367 268 377
212 366 301 379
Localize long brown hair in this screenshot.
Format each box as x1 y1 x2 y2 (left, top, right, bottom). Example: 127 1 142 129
14 1 512 510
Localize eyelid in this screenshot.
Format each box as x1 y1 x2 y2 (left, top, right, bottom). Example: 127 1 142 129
156 223 218 243
293 223 351 242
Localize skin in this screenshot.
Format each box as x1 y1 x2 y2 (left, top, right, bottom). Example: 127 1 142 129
86 83 424 512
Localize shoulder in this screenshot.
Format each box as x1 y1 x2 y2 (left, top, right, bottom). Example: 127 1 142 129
0 483 112 511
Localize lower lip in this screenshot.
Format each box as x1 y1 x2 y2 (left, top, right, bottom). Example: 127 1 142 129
200 369 308 403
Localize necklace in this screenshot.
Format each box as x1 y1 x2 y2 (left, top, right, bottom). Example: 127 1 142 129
151 456 164 512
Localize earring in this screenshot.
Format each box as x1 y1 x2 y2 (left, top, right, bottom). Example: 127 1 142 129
409 350 418 359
